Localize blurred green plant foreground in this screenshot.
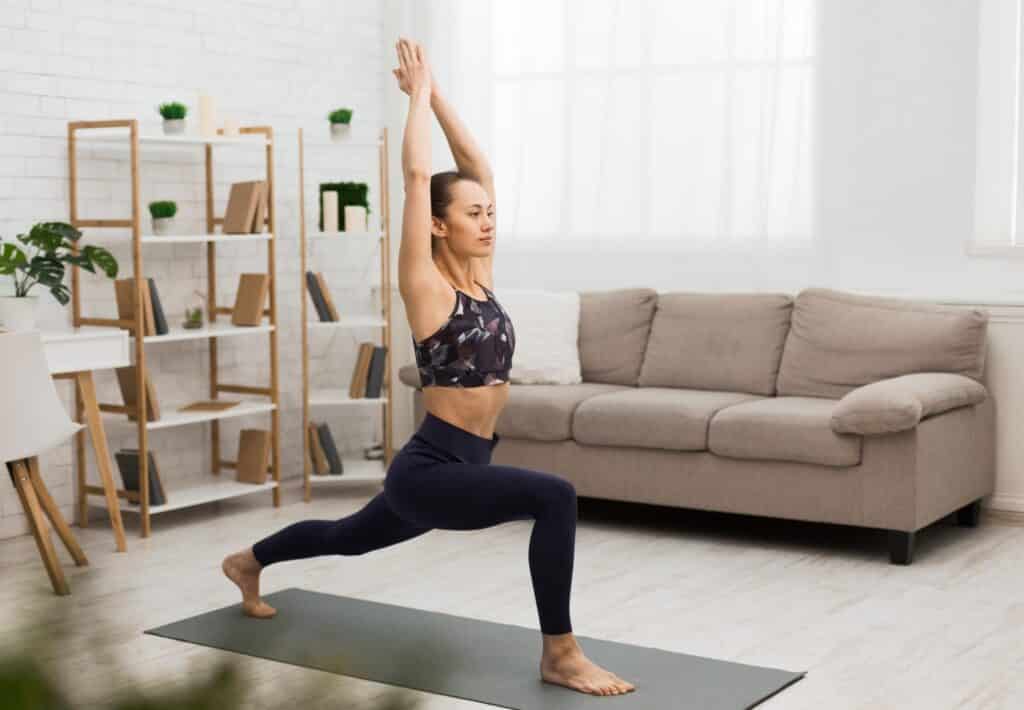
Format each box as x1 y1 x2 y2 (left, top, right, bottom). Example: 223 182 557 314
0 596 427 710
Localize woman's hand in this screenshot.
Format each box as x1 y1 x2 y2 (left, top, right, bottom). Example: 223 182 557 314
393 38 432 97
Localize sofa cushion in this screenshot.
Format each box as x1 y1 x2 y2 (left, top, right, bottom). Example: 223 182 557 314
499 288 581 384
579 288 659 386
776 288 989 399
497 383 630 441
831 372 989 435
572 387 764 451
638 292 793 396
708 396 862 467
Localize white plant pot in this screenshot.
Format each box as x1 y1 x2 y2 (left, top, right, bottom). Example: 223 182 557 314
162 118 185 135
330 122 351 140
152 216 174 235
0 295 41 332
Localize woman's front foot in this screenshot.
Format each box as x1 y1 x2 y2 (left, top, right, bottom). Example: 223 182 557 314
540 633 636 696
222 547 277 618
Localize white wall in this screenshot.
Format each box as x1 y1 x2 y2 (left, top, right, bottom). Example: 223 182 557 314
0 0 389 540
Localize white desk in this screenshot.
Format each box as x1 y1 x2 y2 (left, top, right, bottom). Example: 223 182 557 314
40 327 130 553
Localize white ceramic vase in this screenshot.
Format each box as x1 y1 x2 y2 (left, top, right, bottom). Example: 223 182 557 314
0 295 41 332
330 122 350 140
163 118 185 135
152 217 174 235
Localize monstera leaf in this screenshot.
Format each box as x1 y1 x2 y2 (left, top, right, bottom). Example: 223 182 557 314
0 221 118 302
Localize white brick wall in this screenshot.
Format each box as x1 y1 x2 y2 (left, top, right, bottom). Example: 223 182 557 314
0 0 391 540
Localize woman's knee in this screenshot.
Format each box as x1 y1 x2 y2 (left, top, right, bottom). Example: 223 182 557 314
538 473 576 510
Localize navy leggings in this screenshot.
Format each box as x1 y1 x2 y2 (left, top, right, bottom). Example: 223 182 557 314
252 411 578 635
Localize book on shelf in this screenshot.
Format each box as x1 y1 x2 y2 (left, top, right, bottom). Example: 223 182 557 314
114 448 167 506
314 272 340 321
113 278 157 336
308 421 329 475
223 180 263 234
347 342 375 399
115 365 161 421
147 278 169 335
250 180 267 233
231 273 270 326
364 345 387 398
317 423 344 475
236 429 271 484
305 270 332 322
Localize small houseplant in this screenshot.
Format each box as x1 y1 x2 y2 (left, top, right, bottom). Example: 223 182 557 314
158 101 187 135
327 107 353 140
0 221 118 331
148 200 177 235
183 290 206 329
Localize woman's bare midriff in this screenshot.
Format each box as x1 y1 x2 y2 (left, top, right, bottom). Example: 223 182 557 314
422 381 510 440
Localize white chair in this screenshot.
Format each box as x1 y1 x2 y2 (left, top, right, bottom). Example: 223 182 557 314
1 331 89 595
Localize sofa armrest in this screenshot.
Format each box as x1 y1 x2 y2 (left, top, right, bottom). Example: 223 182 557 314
831 372 988 435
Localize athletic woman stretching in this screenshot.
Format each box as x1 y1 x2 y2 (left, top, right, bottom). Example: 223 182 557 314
223 37 635 697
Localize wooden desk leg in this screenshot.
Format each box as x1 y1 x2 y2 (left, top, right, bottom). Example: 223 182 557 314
75 371 127 553
7 460 69 596
26 457 88 567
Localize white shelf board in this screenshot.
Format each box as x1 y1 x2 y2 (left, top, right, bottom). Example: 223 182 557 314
308 317 386 330
308 230 383 241
105 400 276 431
310 457 385 484
142 323 274 343
310 390 386 407
109 479 278 514
80 132 270 147
86 233 272 244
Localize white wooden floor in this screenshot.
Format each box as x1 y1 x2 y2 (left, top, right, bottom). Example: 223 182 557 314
1 479 1022 710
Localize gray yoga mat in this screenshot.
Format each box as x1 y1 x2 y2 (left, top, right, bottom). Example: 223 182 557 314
145 587 805 709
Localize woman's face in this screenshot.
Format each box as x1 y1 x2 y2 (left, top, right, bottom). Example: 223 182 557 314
432 179 495 257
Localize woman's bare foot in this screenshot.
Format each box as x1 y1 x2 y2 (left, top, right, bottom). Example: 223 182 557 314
221 547 277 618
540 633 635 696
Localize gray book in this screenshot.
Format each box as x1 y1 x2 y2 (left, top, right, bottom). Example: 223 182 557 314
317 423 344 475
364 346 387 398
115 448 167 505
305 270 331 322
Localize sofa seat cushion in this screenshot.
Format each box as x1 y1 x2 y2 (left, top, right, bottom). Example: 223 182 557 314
399 362 422 389
572 387 765 451
709 396 862 467
498 383 631 441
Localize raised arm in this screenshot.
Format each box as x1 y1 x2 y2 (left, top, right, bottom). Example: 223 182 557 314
395 39 438 298
430 88 495 204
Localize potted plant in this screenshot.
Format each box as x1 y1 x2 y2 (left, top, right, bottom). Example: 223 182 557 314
158 101 187 135
0 222 118 331
148 200 177 235
327 108 353 140
183 290 206 329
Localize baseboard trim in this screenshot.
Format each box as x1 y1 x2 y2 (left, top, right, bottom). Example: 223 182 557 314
985 495 1024 524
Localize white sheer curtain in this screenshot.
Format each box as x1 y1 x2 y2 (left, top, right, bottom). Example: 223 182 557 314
421 0 816 252
974 0 1024 246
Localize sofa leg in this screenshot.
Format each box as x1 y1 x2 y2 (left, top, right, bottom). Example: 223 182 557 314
888 531 915 565
955 499 982 527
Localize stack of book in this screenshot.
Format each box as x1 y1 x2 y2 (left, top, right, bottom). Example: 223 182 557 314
307 421 343 475
305 270 339 322
349 342 387 399
113 277 169 336
223 180 268 234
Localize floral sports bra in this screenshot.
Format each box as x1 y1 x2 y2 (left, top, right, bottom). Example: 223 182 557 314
412 281 516 387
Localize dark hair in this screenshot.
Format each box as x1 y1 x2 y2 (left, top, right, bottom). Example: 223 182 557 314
430 170 478 249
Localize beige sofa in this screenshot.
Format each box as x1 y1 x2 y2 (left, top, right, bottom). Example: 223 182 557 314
398 287 995 565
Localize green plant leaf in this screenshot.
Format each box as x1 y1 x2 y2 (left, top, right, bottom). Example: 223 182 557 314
26 255 64 286
0 242 28 274
36 221 82 243
62 252 97 273
48 282 70 306
81 245 118 277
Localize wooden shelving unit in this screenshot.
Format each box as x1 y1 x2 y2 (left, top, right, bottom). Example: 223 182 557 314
298 127 393 500
67 119 281 537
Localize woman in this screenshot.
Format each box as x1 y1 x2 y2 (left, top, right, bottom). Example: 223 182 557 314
223 37 634 697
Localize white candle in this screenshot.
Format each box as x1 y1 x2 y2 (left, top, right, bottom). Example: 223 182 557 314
198 94 217 137
222 118 239 137
323 192 339 233
344 205 367 232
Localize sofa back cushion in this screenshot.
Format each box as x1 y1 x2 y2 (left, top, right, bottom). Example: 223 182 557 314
637 292 794 396
579 288 658 386
776 288 989 399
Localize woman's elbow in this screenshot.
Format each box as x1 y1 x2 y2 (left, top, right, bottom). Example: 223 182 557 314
404 169 431 186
